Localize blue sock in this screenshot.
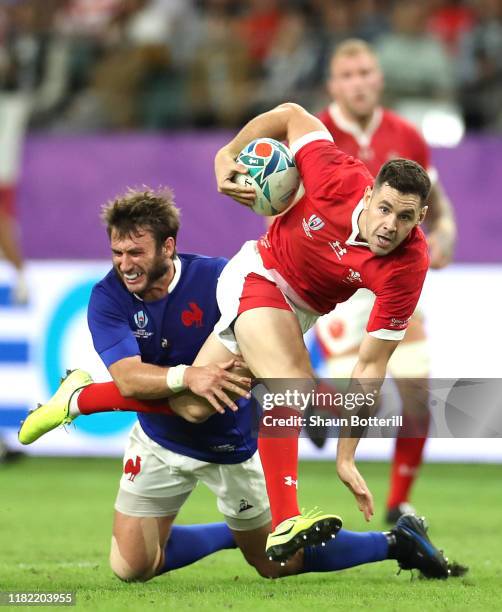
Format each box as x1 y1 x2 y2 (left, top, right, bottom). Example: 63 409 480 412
303 529 389 572
159 523 237 573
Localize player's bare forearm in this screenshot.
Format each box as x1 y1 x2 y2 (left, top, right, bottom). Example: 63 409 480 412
108 356 251 413
424 181 457 267
215 104 327 205
219 103 327 158
424 181 456 232
109 358 180 399
335 336 397 521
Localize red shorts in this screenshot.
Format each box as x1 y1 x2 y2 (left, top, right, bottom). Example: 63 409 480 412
237 272 292 316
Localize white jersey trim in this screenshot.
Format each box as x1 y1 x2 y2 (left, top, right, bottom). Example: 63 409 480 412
346 199 369 247
168 256 182 293
428 166 438 185
369 328 406 341
290 131 333 157
328 103 383 149
133 255 182 301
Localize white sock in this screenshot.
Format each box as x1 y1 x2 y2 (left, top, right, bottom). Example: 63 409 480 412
68 389 83 418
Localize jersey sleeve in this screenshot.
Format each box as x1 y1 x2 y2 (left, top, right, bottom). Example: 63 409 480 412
291 133 372 203
366 261 428 341
87 284 140 368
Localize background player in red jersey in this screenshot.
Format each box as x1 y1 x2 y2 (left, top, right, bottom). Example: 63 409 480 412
203 101 432 561
312 39 457 523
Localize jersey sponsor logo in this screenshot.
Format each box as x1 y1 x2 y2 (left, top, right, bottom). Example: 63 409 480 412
390 316 411 329
133 310 148 329
284 475 298 488
124 455 142 482
328 240 347 260
239 498 254 512
344 269 362 284
302 214 325 239
181 302 204 327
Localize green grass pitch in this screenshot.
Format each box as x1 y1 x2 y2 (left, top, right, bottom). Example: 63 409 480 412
1 458 500 611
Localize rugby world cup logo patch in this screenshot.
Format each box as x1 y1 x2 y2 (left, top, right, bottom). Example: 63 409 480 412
134 310 148 329
302 214 325 239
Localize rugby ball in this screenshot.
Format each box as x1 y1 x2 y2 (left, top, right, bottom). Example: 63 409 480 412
234 138 300 216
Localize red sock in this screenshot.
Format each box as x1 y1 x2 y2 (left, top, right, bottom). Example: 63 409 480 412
387 408 430 508
77 382 174 415
258 407 302 529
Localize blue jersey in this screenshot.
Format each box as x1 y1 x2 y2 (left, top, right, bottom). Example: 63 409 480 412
87 253 258 464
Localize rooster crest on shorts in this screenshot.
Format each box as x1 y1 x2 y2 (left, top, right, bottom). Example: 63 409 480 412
124 455 142 482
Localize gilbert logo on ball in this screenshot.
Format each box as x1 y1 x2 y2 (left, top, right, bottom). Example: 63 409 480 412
235 138 300 216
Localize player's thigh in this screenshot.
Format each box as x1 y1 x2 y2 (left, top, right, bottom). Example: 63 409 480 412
168 332 252 422
232 524 303 578
111 423 197 579
192 331 246 369
111 511 175 580
401 313 426 343
234 307 314 379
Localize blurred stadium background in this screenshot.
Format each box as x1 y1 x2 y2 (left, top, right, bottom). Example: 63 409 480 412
0 0 501 461
1 0 501 608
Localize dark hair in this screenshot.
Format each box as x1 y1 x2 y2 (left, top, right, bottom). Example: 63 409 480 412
101 187 180 250
374 159 431 206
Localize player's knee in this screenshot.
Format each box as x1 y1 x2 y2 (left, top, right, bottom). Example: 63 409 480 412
183 403 212 424
109 537 157 583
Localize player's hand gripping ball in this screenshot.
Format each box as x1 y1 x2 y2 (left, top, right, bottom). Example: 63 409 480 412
234 138 300 216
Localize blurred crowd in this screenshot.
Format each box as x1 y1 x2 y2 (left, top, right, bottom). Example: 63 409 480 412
1 0 502 132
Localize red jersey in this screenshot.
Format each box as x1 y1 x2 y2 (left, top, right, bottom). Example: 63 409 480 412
318 104 432 178
257 133 429 340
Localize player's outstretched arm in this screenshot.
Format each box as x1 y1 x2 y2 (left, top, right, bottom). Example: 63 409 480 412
109 356 251 413
215 103 329 206
336 333 399 521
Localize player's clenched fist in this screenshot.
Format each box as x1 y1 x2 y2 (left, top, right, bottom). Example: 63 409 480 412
184 359 252 414
214 146 255 207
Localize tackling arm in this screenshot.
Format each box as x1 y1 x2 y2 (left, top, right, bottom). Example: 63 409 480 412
108 355 251 413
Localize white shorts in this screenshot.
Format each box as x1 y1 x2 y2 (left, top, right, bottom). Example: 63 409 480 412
115 422 271 531
214 240 320 354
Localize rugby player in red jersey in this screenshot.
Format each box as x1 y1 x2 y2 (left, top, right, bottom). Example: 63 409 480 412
313 39 457 523
201 101 431 561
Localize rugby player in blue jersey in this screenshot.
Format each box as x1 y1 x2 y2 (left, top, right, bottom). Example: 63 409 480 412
19 188 463 581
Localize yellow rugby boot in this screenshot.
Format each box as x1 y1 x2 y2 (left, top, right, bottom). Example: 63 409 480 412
18 369 93 444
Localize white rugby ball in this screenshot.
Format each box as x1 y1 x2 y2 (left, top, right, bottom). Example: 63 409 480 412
234 138 300 216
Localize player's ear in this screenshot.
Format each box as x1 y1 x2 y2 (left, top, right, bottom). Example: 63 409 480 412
163 236 176 256
363 186 372 209
418 205 428 225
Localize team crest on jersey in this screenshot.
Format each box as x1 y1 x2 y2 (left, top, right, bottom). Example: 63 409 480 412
181 302 204 327
134 310 148 328
302 214 325 239
344 269 362 284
